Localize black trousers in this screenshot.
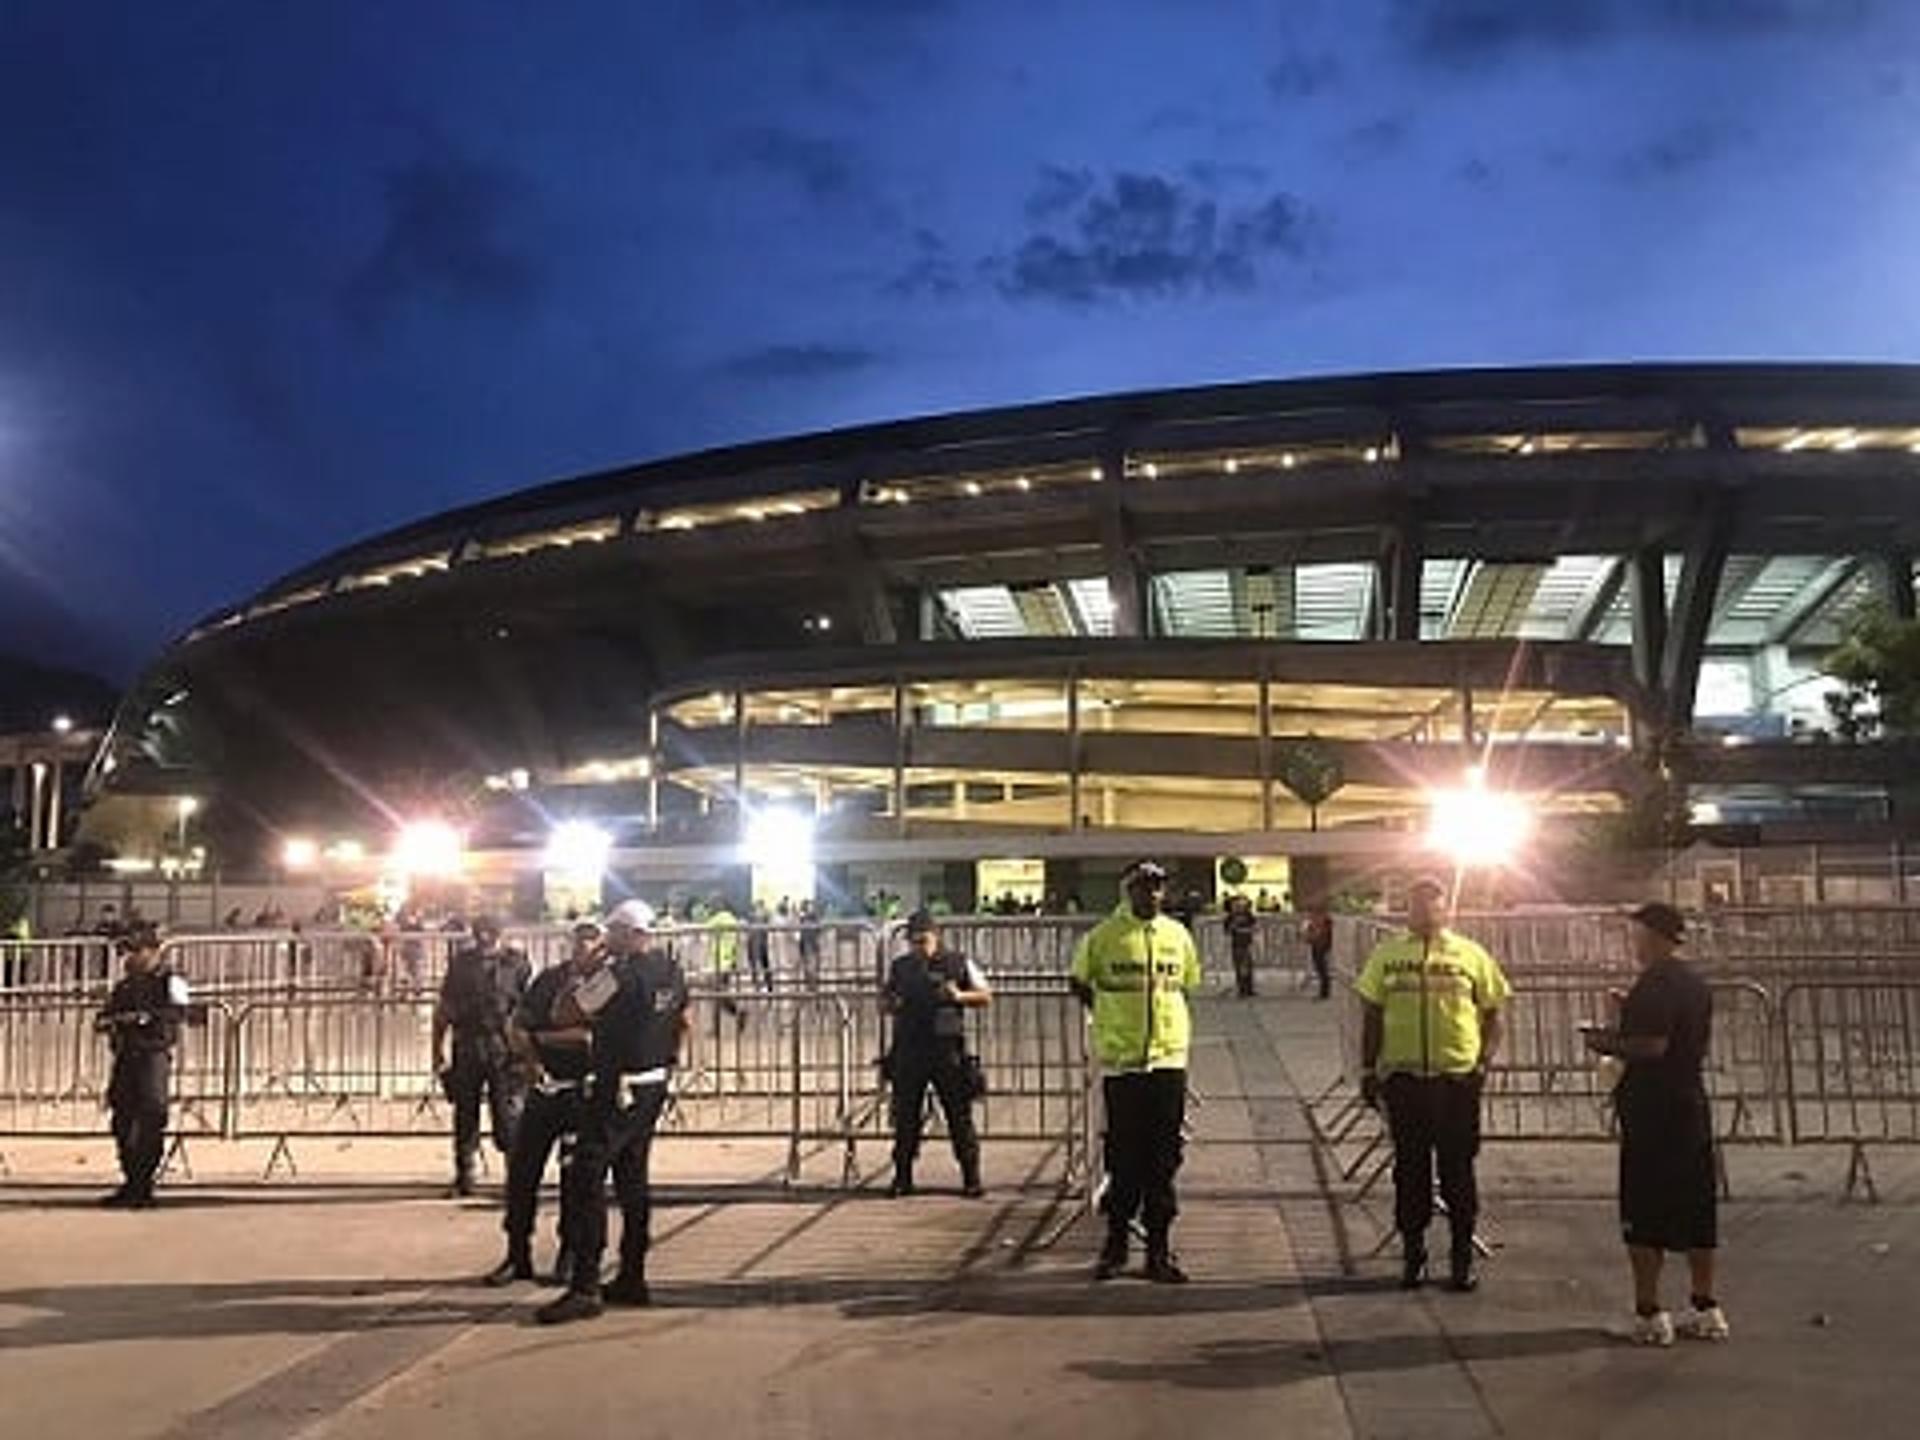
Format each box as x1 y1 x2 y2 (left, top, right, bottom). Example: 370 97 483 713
1102 1068 1186 1248
1230 941 1256 997
108 1051 170 1198
1309 943 1332 999
563 1082 668 1293
889 1042 980 1179
502 1084 581 1253
445 1036 525 1178
1383 1071 1483 1252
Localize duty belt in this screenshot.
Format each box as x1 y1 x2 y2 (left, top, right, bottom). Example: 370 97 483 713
534 1077 585 1097
621 1067 671 1088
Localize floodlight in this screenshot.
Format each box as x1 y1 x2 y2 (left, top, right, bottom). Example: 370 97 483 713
393 819 464 877
743 808 814 871
544 819 614 877
1426 772 1533 868
282 837 319 871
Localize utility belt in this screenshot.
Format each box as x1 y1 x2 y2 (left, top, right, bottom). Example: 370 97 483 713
533 1076 587 1098
582 1067 672 1101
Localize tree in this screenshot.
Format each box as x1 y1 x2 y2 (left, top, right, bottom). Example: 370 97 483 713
1823 608 1920 741
1274 738 1345 832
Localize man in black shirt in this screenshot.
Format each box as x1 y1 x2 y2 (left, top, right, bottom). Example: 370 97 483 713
433 916 531 1197
1223 894 1257 998
883 910 991 1198
1585 902 1728 1346
484 918 606 1286
93 925 188 1208
539 899 690 1324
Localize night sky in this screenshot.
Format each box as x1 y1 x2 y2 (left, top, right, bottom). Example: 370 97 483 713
4 0 1915 679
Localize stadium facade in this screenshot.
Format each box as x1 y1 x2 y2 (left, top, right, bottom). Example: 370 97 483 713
85 363 1920 906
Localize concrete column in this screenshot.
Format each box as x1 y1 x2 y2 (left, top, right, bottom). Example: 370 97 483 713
28 762 47 853
646 708 661 835
1630 547 1667 698
732 689 748 840
46 760 61 850
1067 670 1083 832
1881 552 1916 621
892 682 908 839
1258 672 1274 831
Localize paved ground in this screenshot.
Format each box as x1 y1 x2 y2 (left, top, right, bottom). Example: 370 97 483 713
3 988 1918 1439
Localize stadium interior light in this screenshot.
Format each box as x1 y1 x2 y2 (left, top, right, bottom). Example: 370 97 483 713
1426 769 1533 868
51 714 74 734
393 819 464 877
282 836 319 871
325 839 366 864
544 819 614 877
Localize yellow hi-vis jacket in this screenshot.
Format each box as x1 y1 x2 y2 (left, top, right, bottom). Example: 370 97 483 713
1071 902 1202 1072
705 909 741 972
1354 927 1511 1077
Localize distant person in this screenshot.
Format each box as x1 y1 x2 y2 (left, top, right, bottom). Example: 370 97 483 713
747 900 774 993
1071 860 1202 1283
1584 903 1728 1346
92 925 189 1208
704 894 744 1025
1224 894 1258 998
882 911 990 1198
1354 877 1510 1292
797 899 823 988
1303 904 1335 1001
432 916 531 1197
221 907 245 930
93 904 124 940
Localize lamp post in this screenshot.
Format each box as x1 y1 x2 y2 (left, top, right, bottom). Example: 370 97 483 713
176 796 200 854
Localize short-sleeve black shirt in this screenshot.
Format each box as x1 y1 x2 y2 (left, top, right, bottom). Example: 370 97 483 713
1617 958 1713 1101
515 966 594 1081
591 949 689 1079
439 945 531 1038
886 949 974 1050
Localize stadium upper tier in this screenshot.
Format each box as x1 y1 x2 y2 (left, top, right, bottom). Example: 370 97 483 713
93 363 1920 838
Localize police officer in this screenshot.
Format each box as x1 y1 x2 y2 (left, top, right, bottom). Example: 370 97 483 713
1071 859 1202 1283
1355 875 1511 1291
539 898 690 1324
432 915 531 1197
883 910 991 1198
1224 893 1258 998
93 924 189 1208
484 918 608 1286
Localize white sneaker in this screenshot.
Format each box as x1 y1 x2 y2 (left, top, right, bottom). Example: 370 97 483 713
1677 1304 1730 1342
1631 1309 1676 1347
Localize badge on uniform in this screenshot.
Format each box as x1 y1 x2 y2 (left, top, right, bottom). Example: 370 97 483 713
167 973 192 1007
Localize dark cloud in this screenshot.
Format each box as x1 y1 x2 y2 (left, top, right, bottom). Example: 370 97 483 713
1343 114 1414 155
886 229 963 298
1025 165 1095 222
1393 0 1878 65
1615 121 1743 178
721 343 882 381
993 172 1314 306
1458 155 1496 185
1267 52 1344 98
341 153 542 336
721 126 860 200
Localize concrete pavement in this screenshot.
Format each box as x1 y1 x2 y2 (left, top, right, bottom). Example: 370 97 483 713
3 987 1917 1439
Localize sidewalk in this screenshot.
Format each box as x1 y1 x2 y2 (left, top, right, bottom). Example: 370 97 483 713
1 988 1916 1439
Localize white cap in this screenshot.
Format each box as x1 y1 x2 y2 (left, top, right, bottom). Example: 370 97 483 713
605 899 656 931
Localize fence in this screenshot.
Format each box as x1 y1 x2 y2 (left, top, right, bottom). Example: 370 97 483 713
0 977 1096 1191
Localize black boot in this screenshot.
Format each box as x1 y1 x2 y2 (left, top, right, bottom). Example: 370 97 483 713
1448 1239 1479 1293
888 1163 915 1198
1400 1240 1428 1290
546 1248 576 1287
1094 1229 1127 1281
960 1158 984 1199
536 1288 604 1325
602 1269 651 1307
484 1247 534 1287
1144 1236 1189 1284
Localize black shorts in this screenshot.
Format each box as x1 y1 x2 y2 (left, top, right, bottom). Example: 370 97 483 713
1617 1086 1717 1252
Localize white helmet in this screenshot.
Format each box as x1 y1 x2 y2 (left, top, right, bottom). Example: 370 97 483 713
605 898 657 931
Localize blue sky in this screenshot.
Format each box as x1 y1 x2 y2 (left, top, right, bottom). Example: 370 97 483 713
3 0 1916 675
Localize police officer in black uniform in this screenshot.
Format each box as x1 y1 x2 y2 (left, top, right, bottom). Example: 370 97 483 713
539 899 690 1324
93 923 189 1208
484 918 608 1286
433 915 531 1197
883 910 990 1198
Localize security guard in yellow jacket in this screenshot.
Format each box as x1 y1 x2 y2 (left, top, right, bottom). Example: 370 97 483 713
1355 876 1511 1292
1071 859 1202 1284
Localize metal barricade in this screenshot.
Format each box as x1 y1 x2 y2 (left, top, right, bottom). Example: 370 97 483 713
0 938 117 994
1780 980 1920 1201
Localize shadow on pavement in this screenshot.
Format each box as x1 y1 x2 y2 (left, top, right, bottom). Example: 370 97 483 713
1066 1325 1613 1389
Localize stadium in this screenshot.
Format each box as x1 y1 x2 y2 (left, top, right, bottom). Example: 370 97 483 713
83 362 1920 910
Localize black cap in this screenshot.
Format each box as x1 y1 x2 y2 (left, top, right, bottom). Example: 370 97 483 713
904 909 937 937
1122 859 1169 884
471 914 501 937
1628 902 1686 944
